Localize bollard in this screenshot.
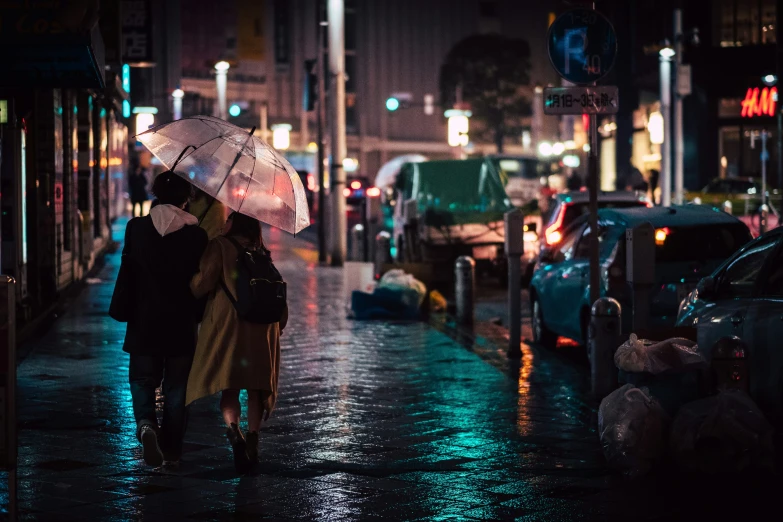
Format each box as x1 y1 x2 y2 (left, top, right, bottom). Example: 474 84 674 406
374 231 391 280
722 200 732 215
504 209 524 358
760 203 769 234
350 224 365 261
0 277 17 522
455 256 475 326
590 297 621 399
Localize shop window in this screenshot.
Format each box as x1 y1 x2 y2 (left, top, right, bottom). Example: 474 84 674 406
714 0 775 46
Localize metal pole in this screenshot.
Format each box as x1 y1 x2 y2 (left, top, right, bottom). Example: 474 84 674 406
260 103 269 144
316 14 328 263
763 130 769 204
505 209 524 358
328 0 347 266
674 8 684 205
777 0 783 190
588 113 600 306
455 256 475 326
216 69 228 120
660 54 673 207
590 297 621 399
1 277 17 522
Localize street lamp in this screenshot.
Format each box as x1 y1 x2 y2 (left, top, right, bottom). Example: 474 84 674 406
214 61 230 120
172 88 184 120
271 123 292 150
659 44 674 207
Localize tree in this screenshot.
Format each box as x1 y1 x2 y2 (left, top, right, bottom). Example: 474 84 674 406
439 34 532 153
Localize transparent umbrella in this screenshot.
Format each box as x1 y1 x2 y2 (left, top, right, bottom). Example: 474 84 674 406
135 115 310 234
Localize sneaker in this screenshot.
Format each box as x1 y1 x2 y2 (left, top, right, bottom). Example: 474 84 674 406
140 425 164 467
226 423 251 474
245 431 259 463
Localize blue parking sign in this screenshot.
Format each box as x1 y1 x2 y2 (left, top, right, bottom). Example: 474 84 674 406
547 9 617 85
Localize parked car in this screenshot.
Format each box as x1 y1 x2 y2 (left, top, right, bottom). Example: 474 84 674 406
677 227 783 413
686 176 781 214
530 205 752 349
521 191 650 286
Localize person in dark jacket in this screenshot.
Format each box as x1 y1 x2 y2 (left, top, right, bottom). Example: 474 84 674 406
129 166 149 217
120 171 208 467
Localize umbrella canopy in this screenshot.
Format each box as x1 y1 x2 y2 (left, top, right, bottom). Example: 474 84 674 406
375 154 428 190
136 116 310 234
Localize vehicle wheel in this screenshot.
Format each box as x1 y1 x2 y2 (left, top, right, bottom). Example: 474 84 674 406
531 294 557 349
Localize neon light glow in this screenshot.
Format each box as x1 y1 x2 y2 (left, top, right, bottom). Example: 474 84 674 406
741 87 777 117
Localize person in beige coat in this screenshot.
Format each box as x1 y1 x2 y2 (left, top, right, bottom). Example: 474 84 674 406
187 211 287 473
188 188 228 240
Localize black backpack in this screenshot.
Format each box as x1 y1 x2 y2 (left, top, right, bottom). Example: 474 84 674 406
220 236 287 324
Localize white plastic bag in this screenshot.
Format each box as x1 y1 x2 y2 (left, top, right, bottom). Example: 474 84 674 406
670 389 775 473
615 333 706 374
378 269 427 307
598 384 670 478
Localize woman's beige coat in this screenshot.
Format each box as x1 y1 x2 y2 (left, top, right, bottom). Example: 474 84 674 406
186 236 287 418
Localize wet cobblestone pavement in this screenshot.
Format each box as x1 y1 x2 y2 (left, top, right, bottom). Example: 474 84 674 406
2 221 782 521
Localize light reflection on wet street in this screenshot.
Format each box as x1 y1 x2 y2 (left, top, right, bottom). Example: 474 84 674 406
0 220 781 521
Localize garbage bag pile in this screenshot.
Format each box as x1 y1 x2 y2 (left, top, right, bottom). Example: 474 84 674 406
615 334 707 374
670 389 775 474
599 334 774 477
598 384 669 478
350 269 427 320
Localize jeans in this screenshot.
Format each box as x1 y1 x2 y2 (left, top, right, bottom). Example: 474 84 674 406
129 354 193 459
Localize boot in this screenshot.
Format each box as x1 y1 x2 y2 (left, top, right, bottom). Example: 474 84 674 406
245 431 259 463
226 423 251 474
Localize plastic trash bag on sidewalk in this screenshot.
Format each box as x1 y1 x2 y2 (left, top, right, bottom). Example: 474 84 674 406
670 389 775 474
378 269 427 307
350 287 421 320
615 333 707 374
598 384 670 478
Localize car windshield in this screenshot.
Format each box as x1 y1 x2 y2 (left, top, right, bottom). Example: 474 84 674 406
553 200 647 229
655 223 751 263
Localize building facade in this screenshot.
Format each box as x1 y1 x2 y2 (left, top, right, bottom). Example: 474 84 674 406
158 0 563 182
0 1 130 329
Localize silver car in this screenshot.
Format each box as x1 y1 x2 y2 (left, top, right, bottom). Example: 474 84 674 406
677 227 783 413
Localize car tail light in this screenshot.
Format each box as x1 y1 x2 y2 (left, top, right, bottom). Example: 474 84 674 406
645 200 654 208
366 187 381 197
655 227 670 246
350 180 362 190
544 203 568 246
343 188 352 197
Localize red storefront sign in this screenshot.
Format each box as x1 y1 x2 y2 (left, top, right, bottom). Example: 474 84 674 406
741 87 778 118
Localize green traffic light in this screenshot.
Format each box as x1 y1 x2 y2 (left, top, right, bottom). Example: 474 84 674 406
229 104 241 117
386 97 400 111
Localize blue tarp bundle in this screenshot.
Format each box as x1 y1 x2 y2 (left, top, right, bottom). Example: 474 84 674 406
351 287 421 320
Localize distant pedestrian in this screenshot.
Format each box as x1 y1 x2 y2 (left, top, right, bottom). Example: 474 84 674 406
189 188 228 240
187 212 287 473
567 171 582 191
112 171 208 467
625 165 648 192
649 169 660 205
129 167 149 217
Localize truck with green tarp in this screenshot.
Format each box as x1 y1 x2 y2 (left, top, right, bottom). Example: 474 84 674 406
383 158 516 284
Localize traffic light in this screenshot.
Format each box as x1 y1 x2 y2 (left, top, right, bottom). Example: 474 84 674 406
229 104 241 117
303 59 317 112
386 97 400 111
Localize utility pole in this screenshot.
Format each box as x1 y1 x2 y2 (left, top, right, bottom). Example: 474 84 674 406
660 47 673 207
674 8 684 205
328 0 347 266
316 8 328 263
777 0 783 189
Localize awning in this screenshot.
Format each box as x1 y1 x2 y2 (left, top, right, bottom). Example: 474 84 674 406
0 1 106 89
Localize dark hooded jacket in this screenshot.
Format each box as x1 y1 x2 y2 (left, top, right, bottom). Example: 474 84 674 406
121 204 208 356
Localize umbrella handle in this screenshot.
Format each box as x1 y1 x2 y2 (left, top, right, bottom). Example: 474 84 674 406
172 145 196 170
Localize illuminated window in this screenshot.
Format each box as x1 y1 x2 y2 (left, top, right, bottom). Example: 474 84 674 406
714 0 776 46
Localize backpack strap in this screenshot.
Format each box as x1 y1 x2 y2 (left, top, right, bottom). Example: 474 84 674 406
223 235 246 254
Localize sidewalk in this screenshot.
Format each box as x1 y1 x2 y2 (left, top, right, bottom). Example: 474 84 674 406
2 220 781 521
